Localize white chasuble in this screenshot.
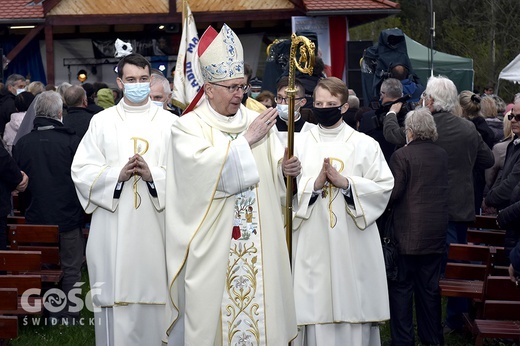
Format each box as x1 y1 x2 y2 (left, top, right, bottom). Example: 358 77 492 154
165 101 297 345
71 100 175 345
292 123 394 326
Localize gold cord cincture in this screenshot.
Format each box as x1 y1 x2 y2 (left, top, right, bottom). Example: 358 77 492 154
131 137 149 209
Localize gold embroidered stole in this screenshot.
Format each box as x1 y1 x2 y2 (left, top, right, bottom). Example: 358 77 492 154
222 186 266 345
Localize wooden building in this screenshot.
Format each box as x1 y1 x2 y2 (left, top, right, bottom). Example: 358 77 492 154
1 0 399 85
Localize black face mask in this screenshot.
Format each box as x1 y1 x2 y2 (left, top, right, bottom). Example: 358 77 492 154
312 106 344 127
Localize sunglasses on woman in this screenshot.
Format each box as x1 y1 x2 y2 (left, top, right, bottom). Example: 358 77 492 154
507 113 520 121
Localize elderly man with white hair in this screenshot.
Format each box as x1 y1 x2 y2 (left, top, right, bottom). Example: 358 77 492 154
422 75 494 334
150 73 179 115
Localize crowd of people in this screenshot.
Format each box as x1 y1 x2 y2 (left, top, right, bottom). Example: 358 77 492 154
1 22 520 346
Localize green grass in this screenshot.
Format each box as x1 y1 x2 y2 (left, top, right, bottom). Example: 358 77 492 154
5 273 518 345
11 320 94 346
379 297 518 346
9 267 95 346
380 320 475 346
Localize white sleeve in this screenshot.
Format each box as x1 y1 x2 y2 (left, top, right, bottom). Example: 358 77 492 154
216 136 260 197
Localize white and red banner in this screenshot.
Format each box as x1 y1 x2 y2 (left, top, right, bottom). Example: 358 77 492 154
171 1 203 110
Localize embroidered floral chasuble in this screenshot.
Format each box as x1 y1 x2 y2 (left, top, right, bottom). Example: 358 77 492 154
165 102 297 345
223 187 265 344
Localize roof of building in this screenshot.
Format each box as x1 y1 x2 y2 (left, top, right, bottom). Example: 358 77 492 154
0 0 399 20
0 0 43 19
305 0 399 13
2 0 44 20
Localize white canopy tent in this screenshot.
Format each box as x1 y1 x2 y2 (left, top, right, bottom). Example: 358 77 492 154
498 53 520 89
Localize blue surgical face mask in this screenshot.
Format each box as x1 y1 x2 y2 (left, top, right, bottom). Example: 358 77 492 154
16 88 25 95
276 101 304 122
122 82 150 103
276 104 289 121
152 100 164 108
251 92 260 99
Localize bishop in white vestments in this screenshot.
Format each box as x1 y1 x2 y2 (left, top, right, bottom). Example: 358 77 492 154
164 24 297 345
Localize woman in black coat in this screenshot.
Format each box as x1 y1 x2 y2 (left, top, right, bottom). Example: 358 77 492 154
387 107 449 346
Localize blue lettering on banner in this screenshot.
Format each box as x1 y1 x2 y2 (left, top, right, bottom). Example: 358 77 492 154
187 37 199 54
186 61 201 92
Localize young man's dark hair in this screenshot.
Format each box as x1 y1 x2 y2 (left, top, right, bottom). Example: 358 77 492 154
275 76 306 99
117 53 151 79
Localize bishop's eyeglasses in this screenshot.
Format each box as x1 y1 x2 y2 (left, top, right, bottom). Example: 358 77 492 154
210 82 250 94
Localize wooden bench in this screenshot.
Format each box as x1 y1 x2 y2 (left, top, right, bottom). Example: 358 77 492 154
489 246 510 276
8 224 63 283
0 288 18 341
439 244 493 300
467 216 505 257
472 276 520 346
0 250 43 316
469 215 501 230
10 194 22 216
467 216 507 274
6 215 25 225
467 229 506 247
0 289 17 311
8 215 90 240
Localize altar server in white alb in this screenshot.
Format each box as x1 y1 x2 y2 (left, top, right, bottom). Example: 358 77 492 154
283 77 394 346
71 53 175 346
164 24 297 345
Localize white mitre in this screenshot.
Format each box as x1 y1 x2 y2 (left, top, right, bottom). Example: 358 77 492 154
198 24 244 83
